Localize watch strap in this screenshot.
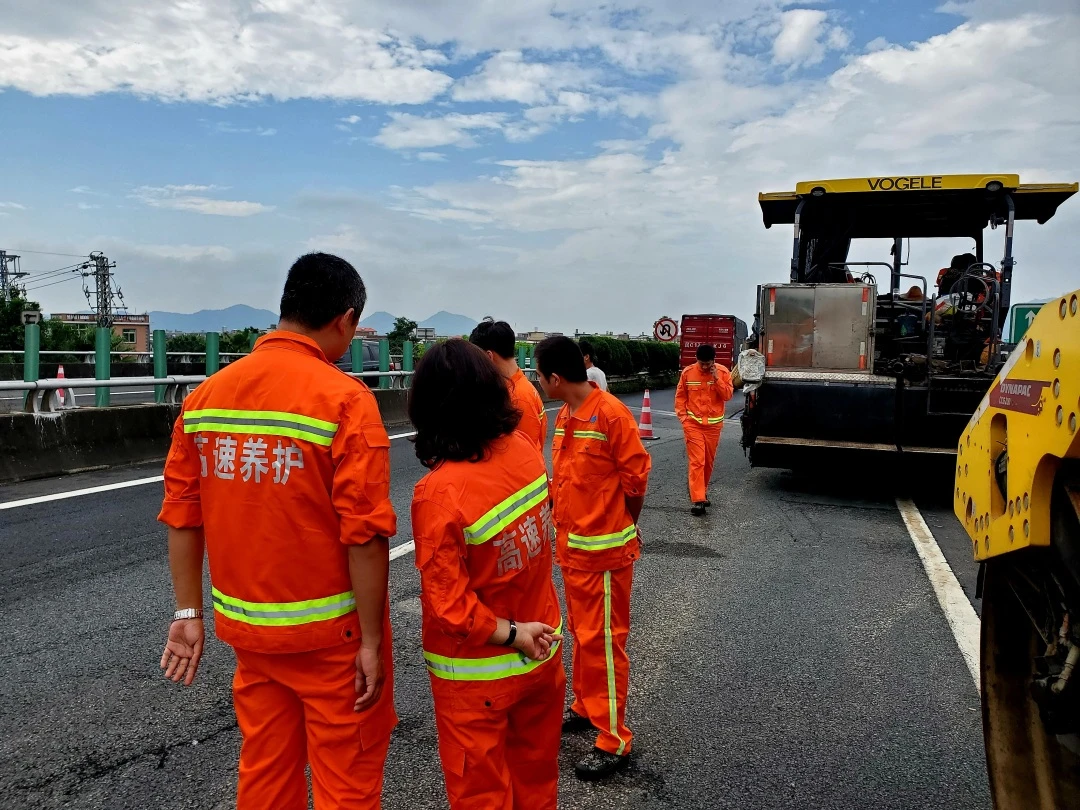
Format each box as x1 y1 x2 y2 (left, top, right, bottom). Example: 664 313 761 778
503 619 518 647
172 608 203 621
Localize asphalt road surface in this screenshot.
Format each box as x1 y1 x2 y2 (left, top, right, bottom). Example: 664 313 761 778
0 388 990 809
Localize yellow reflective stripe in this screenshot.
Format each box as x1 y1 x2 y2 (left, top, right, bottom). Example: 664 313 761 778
184 408 338 447
572 430 607 441
686 381 702 386
463 474 549 545
424 622 563 681
685 410 703 424
603 572 627 755
211 587 355 627
554 428 565 436
707 415 725 424
567 524 637 551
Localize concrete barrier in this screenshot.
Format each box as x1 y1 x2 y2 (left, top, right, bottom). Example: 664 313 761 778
0 388 413 484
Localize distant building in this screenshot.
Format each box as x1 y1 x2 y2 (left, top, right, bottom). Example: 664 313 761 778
516 330 564 343
354 325 377 337
50 312 151 352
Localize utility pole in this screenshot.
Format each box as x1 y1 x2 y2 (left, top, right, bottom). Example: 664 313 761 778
80 251 124 406
81 251 123 327
0 250 27 300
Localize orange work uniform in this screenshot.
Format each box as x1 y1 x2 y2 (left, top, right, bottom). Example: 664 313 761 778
507 368 547 449
675 363 734 504
551 384 652 755
412 430 564 810
158 332 398 810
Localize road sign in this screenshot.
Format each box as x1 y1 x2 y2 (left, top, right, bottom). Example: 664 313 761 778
1009 303 1044 343
21 310 41 325
653 317 678 342
413 327 436 341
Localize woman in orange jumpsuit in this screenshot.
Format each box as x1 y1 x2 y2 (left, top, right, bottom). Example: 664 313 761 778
408 339 565 810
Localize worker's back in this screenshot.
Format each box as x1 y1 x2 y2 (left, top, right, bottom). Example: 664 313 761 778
161 330 396 654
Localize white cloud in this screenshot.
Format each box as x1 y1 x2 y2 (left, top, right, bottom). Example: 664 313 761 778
340 115 363 125
125 243 236 262
0 2 452 104
76 202 100 210
132 185 274 217
772 9 848 67
373 112 507 149
452 51 595 105
213 122 277 137
416 152 447 162
0 201 26 209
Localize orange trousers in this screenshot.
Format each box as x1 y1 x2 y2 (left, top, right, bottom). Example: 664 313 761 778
430 657 565 810
564 563 634 755
232 640 396 810
683 424 722 503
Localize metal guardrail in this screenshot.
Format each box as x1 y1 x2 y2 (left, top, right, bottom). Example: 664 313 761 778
3 371 414 414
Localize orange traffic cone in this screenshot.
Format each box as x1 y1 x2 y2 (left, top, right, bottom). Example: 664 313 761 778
639 389 656 440
57 364 66 406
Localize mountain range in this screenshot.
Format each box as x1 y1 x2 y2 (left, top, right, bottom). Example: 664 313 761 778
148 305 477 336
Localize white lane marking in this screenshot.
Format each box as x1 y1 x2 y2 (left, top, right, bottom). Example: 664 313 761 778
389 541 415 561
896 497 980 690
0 430 420 509
0 476 166 510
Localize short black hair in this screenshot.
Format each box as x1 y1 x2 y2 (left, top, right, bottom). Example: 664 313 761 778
578 339 595 361
408 339 521 468
950 253 977 271
469 317 516 359
696 344 716 362
279 253 366 329
535 336 587 383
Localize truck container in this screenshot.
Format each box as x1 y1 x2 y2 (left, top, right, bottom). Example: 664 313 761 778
679 314 747 369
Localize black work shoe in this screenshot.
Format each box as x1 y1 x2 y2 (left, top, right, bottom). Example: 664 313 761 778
574 747 630 781
690 503 706 516
562 708 592 733
704 499 712 508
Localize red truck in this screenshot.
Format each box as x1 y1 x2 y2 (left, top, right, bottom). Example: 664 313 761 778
679 314 748 369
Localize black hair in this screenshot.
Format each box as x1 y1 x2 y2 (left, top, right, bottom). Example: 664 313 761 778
535 336 588 383
578 339 595 361
279 253 366 329
696 344 716 362
950 253 977 271
408 339 521 468
469 317 516 359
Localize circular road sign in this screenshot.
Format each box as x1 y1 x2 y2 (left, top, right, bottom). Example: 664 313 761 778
653 317 678 342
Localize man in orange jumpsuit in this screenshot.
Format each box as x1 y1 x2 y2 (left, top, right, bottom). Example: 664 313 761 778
675 343 734 516
470 317 548 449
158 253 398 809
410 339 564 809
535 336 652 781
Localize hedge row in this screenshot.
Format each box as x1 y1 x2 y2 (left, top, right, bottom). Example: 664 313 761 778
580 336 680 377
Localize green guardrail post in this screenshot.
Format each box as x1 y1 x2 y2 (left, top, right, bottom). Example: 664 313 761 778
248 333 259 352
378 339 390 389
95 326 111 407
351 338 363 374
153 329 167 403
526 344 534 370
23 322 40 410
205 332 220 376
401 340 413 388
518 345 527 369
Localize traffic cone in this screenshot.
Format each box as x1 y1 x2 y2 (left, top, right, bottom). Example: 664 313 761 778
57 364 66 406
639 389 656 440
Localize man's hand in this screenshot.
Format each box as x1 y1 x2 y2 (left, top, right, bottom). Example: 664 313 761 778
512 622 563 662
160 618 205 686
354 642 385 713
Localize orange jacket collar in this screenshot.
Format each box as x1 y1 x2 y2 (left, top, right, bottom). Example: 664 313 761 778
567 382 602 420
253 331 331 364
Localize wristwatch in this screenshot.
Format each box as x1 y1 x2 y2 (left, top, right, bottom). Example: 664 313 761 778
172 608 203 622
503 619 518 647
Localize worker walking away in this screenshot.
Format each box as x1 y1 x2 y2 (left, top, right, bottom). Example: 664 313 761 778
409 339 564 810
534 336 652 781
676 344 734 516
158 253 398 810
579 339 608 391
470 318 548 449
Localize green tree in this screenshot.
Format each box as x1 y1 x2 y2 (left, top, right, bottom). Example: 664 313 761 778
0 293 37 360
166 333 207 353
221 327 262 355
387 316 418 352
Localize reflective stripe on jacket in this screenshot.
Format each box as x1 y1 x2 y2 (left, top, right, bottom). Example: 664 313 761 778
675 363 734 429
158 332 397 654
412 431 562 682
551 385 652 572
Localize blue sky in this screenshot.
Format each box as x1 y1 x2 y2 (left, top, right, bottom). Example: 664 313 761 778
0 0 1077 332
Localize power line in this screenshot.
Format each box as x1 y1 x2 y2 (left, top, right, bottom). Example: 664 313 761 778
2 249 89 259
25 276 83 293
21 264 85 282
